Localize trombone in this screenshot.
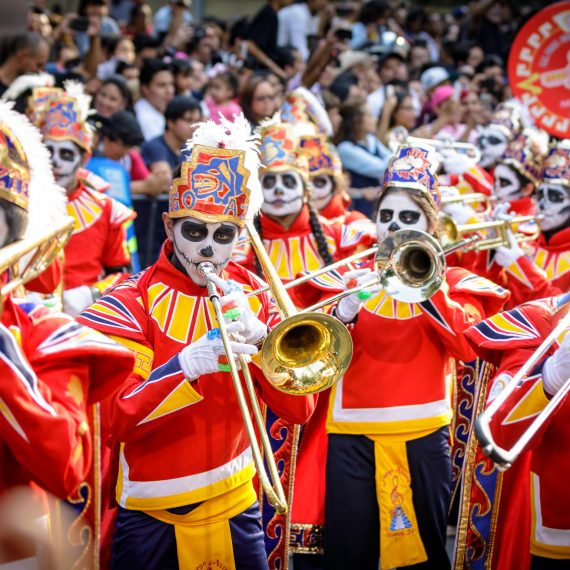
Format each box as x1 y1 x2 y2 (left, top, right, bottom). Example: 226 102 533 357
475 294 570 470
1 217 75 314
441 190 496 212
199 222 355 513
438 212 542 250
389 126 482 163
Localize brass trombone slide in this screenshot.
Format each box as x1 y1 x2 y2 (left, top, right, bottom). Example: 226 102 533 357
200 261 288 514
475 297 570 470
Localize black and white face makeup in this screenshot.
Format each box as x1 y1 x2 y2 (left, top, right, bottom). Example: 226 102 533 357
260 170 304 217
308 174 334 211
537 184 570 233
477 126 509 169
494 163 523 203
376 190 428 242
170 216 239 286
45 139 84 193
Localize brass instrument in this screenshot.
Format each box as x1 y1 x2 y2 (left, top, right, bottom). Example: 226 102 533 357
475 294 570 469
441 190 496 212
0 217 75 313
198 222 355 513
389 126 482 163
438 212 542 250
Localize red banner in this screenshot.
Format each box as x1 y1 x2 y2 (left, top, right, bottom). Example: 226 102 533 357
508 2 570 138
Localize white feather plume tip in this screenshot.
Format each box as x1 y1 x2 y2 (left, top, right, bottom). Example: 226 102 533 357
63 80 93 125
1 73 55 102
183 113 263 222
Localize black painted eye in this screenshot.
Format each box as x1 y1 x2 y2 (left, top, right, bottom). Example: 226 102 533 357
213 225 237 244
312 176 329 189
379 209 393 223
262 174 276 189
60 148 77 162
399 210 421 224
498 176 512 188
488 136 503 145
181 222 208 242
282 174 298 189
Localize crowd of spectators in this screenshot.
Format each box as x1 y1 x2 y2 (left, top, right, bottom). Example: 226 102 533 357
0 0 551 265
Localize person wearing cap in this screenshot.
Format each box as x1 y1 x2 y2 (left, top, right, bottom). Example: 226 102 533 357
77 114 315 569
475 141 570 309
416 66 451 125
233 120 375 304
35 84 135 317
0 101 134 566
318 144 508 569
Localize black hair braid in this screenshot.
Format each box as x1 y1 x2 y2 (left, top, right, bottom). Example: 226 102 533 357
307 204 334 267
252 214 264 278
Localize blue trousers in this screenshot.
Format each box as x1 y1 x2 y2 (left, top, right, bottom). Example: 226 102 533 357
324 428 451 570
111 501 268 570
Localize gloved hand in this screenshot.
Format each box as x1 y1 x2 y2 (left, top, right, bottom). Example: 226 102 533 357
441 150 476 175
178 321 258 380
335 268 381 323
442 202 477 225
542 333 570 396
491 202 513 221
63 285 94 316
494 231 524 268
208 274 268 344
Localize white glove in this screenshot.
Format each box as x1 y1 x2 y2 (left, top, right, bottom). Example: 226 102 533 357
178 321 258 380
542 333 570 396
442 202 476 225
491 202 513 221
208 274 268 344
63 285 94 316
441 150 476 175
335 268 381 323
494 231 524 268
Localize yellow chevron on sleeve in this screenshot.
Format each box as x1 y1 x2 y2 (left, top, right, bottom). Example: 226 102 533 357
108 335 154 380
505 260 533 288
503 380 549 425
137 380 203 425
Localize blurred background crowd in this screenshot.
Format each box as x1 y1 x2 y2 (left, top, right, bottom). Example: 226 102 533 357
0 0 556 266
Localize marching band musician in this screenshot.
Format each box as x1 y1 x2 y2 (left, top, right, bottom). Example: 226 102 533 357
33 83 134 317
232 119 376 308
77 114 316 570
473 140 569 308
0 102 134 558
465 295 570 569
299 133 368 225
316 144 509 569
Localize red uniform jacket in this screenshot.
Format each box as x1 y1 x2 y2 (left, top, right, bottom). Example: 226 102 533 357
64 183 133 290
78 241 315 511
319 194 369 224
466 297 570 560
0 296 134 499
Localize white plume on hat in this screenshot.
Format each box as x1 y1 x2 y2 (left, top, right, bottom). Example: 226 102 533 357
1 73 55 102
0 101 67 239
291 87 333 137
63 79 94 130
183 113 263 221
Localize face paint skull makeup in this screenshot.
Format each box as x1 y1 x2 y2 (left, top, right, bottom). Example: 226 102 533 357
170 217 239 286
537 184 570 233
376 190 428 243
308 174 334 211
477 126 509 169
260 170 304 217
493 163 523 203
45 139 83 193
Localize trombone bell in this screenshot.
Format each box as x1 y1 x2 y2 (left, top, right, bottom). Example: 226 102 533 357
261 312 353 394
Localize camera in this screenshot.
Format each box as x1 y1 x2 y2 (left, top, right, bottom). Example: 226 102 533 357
69 16 90 33
335 28 353 41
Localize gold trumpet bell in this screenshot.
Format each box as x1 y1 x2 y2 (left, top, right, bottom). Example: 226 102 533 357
375 229 445 304
260 312 353 395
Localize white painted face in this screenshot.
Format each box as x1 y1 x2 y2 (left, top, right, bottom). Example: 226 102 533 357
376 190 428 242
494 163 522 203
537 184 570 232
0 207 8 249
170 217 239 286
477 126 509 169
45 139 83 192
260 170 304 217
308 174 334 211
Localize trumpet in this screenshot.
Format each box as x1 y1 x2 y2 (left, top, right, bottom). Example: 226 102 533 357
475 294 570 470
438 212 542 250
1 217 75 314
441 190 496 210
389 126 482 163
